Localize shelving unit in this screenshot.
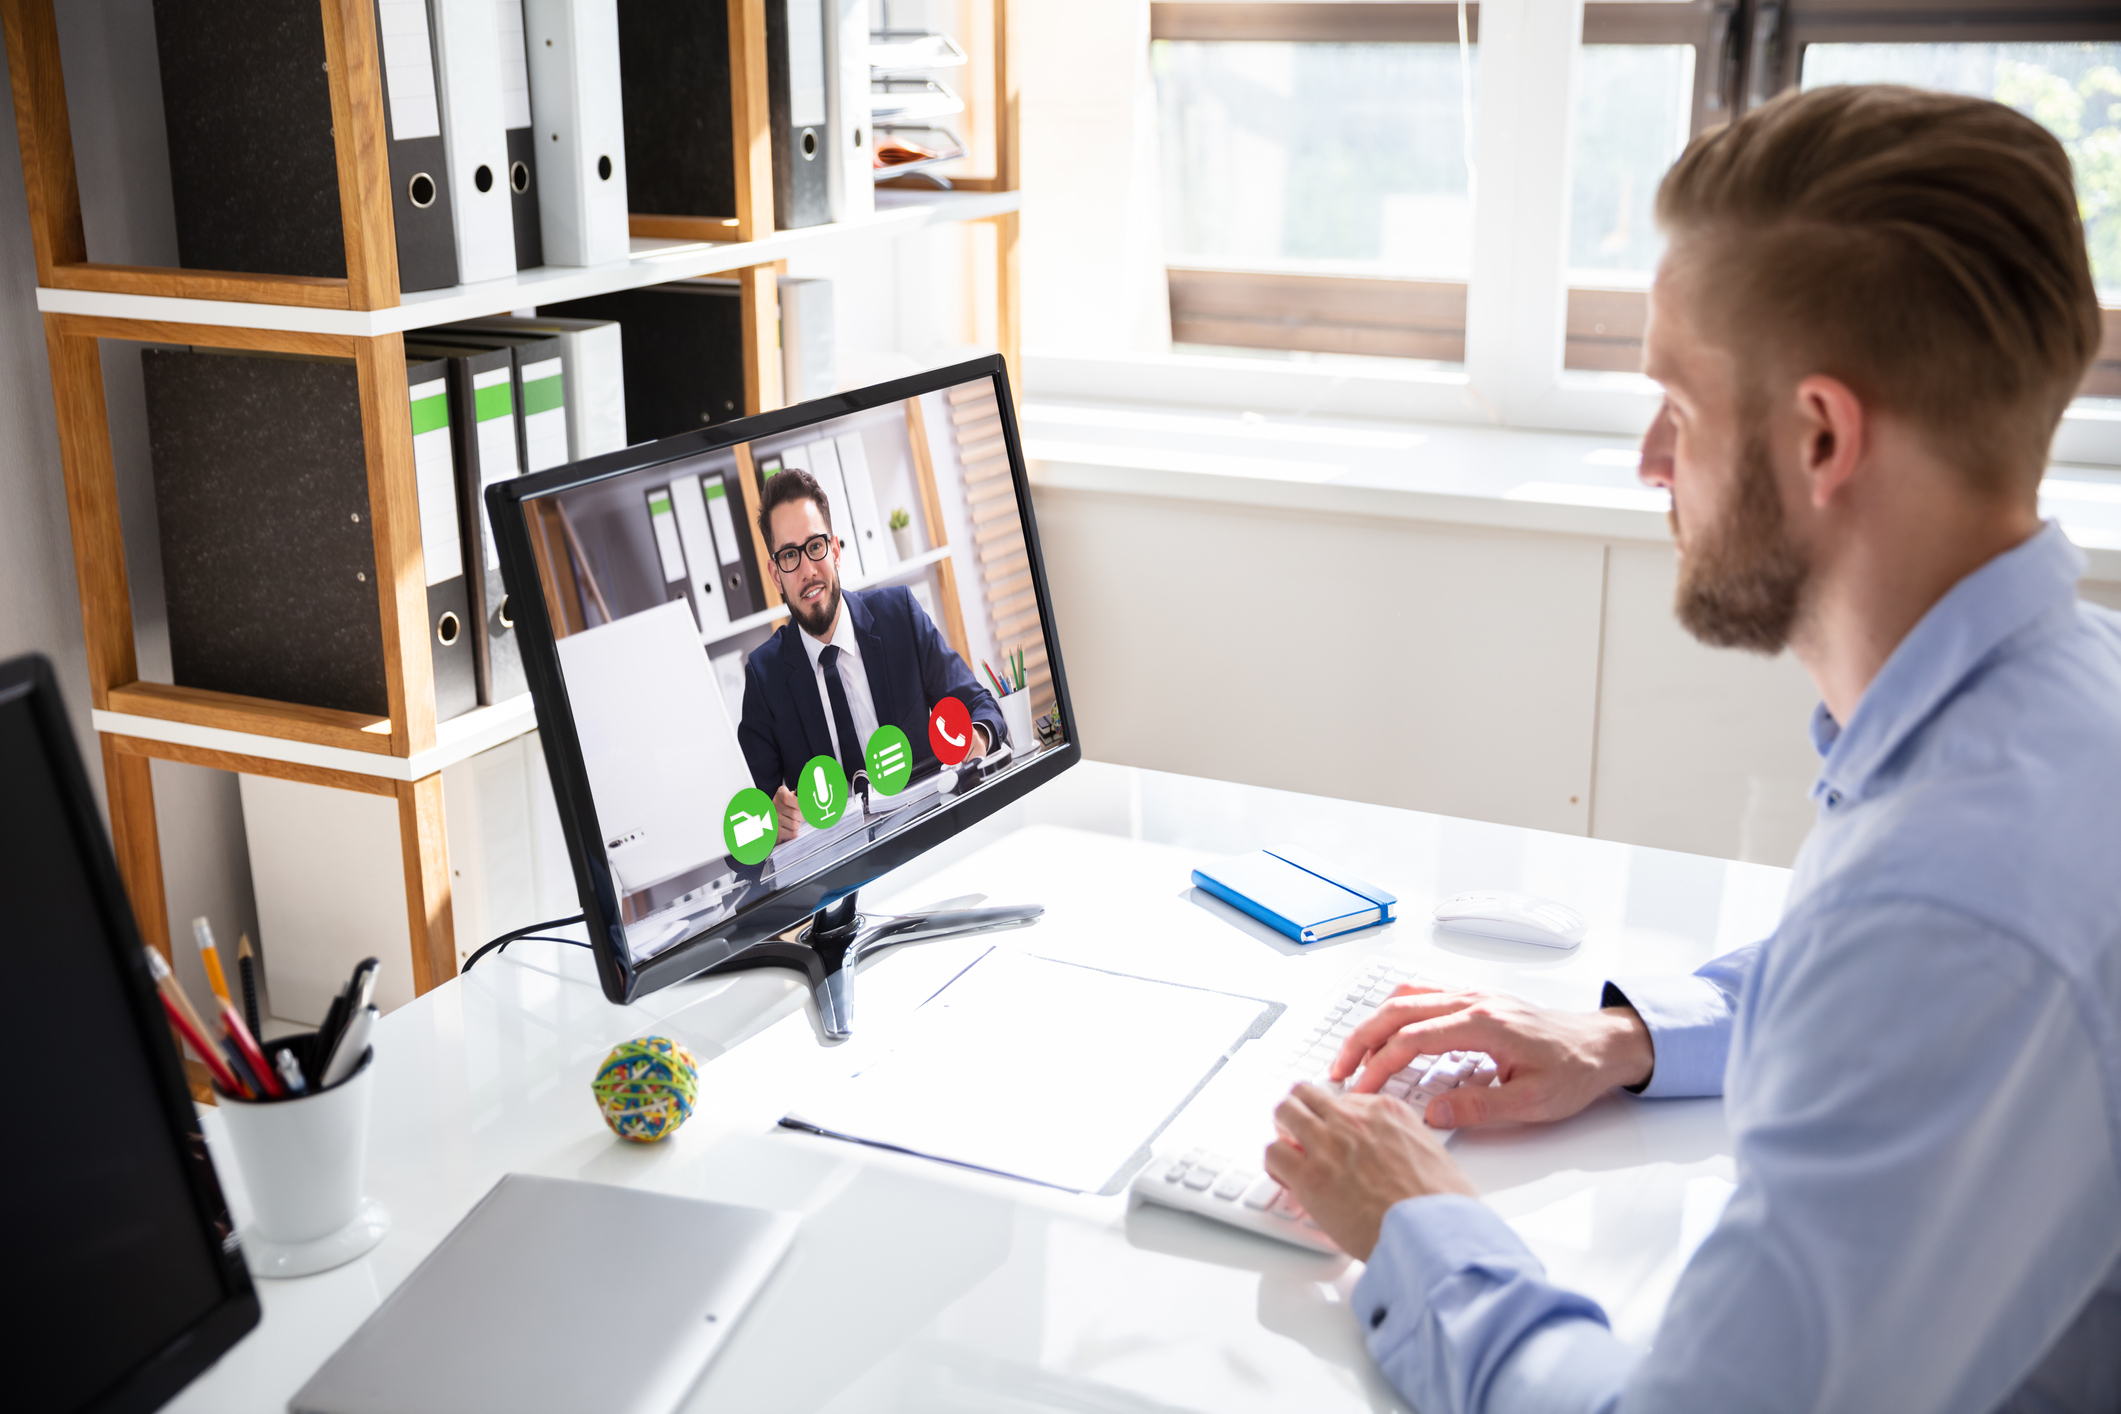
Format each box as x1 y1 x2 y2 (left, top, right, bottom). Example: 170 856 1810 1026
2 0 1020 1027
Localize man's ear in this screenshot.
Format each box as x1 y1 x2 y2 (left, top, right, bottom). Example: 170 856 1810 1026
1791 374 1866 510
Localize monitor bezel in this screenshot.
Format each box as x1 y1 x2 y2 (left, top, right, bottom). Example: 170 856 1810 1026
489 354 1082 1004
0 653 261 1412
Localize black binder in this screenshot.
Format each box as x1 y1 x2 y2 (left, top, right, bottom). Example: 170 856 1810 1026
500 0 544 268
405 342 526 704
540 281 746 443
617 0 736 219
406 358 479 721
140 349 475 723
376 0 460 292
407 329 570 477
151 0 459 291
768 0 833 229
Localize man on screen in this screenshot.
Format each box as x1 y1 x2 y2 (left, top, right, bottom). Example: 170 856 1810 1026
1265 87 2121 1411
737 467 1005 843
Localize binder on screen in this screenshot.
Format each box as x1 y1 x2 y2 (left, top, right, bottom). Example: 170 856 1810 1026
769 0 833 229
668 473 733 634
646 487 691 614
496 0 544 269
428 0 518 282
524 0 630 265
834 431 893 572
703 475 761 618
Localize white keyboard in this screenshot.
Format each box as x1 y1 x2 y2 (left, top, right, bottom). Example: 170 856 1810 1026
1132 957 1496 1254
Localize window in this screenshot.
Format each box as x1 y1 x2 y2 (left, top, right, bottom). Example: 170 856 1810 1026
1152 6 1478 364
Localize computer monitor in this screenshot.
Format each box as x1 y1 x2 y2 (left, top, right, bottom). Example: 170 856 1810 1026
1 654 260 1412
489 355 1079 1033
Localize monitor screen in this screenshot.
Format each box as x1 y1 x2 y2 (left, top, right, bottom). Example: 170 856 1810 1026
0 656 258 1413
492 356 1079 1004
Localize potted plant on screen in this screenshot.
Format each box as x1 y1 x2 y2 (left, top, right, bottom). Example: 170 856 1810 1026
889 507 916 560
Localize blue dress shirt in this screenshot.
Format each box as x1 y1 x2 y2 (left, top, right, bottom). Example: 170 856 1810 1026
1355 523 2121 1413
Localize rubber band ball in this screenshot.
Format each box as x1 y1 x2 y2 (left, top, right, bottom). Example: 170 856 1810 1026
592 1035 700 1142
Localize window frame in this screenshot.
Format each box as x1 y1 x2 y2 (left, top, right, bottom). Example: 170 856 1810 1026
1060 1 2121 463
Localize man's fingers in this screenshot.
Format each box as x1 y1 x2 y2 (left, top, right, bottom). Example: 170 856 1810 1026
1382 1010 1513 1063
1262 1135 1306 1188
1273 1084 1336 1150
1332 992 1475 1078
1427 1077 1539 1130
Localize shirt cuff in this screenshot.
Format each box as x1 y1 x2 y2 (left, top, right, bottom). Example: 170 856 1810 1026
1353 1194 1536 1350
1603 975 1731 1098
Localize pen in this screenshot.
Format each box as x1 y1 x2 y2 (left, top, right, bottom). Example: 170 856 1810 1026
275 1049 309 1096
321 1006 377 1089
219 998 286 1098
237 932 262 1038
192 916 233 1009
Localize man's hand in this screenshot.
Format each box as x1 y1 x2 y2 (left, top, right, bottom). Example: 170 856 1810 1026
1329 987 1654 1130
965 723 990 762
773 785 800 843
1264 1084 1475 1261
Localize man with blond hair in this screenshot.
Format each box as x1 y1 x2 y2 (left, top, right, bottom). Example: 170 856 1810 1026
1267 86 2121 1411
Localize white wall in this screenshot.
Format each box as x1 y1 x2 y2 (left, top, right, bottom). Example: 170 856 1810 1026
0 4 263 1008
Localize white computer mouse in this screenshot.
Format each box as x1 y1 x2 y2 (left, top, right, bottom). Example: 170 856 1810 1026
1432 892 1587 949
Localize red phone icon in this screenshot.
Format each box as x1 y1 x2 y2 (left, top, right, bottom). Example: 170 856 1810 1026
929 695 974 765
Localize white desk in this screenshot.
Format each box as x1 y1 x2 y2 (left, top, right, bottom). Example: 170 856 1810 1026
172 761 1788 1413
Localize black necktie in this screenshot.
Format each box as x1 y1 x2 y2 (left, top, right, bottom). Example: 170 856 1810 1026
818 644 866 785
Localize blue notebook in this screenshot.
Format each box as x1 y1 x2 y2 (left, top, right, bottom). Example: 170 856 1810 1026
1192 848 1398 944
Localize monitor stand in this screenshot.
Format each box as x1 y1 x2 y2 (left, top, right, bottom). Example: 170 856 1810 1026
700 893 1043 1041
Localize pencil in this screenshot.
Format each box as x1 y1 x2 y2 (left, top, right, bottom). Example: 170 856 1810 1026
192 916 233 1009
145 947 250 1097
237 933 262 1038
982 660 1007 698
218 1000 285 1098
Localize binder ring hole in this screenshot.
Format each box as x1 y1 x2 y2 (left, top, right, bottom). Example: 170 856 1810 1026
511 161 530 194
801 129 819 160
497 596 514 629
409 172 437 208
474 164 494 193
598 155 613 181
436 612 461 647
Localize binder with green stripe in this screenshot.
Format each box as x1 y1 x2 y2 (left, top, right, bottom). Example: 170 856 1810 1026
407 357 479 720
406 340 527 705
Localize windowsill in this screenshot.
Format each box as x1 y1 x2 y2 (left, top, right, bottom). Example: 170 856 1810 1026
1020 394 2121 582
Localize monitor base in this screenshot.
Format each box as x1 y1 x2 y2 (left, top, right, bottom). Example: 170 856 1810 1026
690 892 1043 1041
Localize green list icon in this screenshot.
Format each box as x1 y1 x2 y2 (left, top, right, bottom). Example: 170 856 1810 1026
798 755 849 829
722 787 776 865
864 725 913 796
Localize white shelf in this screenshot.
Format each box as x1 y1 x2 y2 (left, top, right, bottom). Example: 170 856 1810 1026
700 543 956 647
37 188 1022 338
92 691 540 783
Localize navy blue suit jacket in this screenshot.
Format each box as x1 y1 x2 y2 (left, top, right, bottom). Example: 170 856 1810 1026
737 586 1007 795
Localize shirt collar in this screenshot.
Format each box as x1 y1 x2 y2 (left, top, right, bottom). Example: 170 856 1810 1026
1810 520 2084 806
798 593 858 670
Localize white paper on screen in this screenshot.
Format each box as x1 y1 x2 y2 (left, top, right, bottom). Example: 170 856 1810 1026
783 948 1279 1193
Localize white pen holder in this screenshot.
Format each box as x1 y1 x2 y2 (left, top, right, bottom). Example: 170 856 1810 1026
214 1046 389 1278
999 691 1035 754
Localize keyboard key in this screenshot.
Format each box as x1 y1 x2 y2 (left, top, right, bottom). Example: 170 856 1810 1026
1212 1170 1252 1200
1163 1150 1201 1183
1272 1190 1306 1220
1472 1057 1499 1084
1241 1176 1281 1210
1182 1165 1218 1190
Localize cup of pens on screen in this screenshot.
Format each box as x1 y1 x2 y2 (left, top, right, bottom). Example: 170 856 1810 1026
148 925 390 1278
986 646 1036 754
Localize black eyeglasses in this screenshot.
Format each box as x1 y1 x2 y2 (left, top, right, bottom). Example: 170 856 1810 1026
772 533 834 574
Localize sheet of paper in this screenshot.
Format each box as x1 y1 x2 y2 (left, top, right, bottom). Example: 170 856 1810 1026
783 949 1279 1193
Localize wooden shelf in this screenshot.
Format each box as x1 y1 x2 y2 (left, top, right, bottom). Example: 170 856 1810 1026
94 691 539 784
35 190 1023 339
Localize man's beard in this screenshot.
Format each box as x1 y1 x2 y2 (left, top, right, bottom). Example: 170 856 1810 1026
788 576 841 640
1673 430 1809 654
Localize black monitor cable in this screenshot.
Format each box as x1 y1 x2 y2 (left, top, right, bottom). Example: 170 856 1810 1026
460 914 588 974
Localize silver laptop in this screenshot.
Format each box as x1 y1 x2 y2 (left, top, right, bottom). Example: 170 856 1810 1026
291 1174 798 1414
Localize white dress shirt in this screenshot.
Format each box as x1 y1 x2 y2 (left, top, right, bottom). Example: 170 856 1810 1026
798 599 879 765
